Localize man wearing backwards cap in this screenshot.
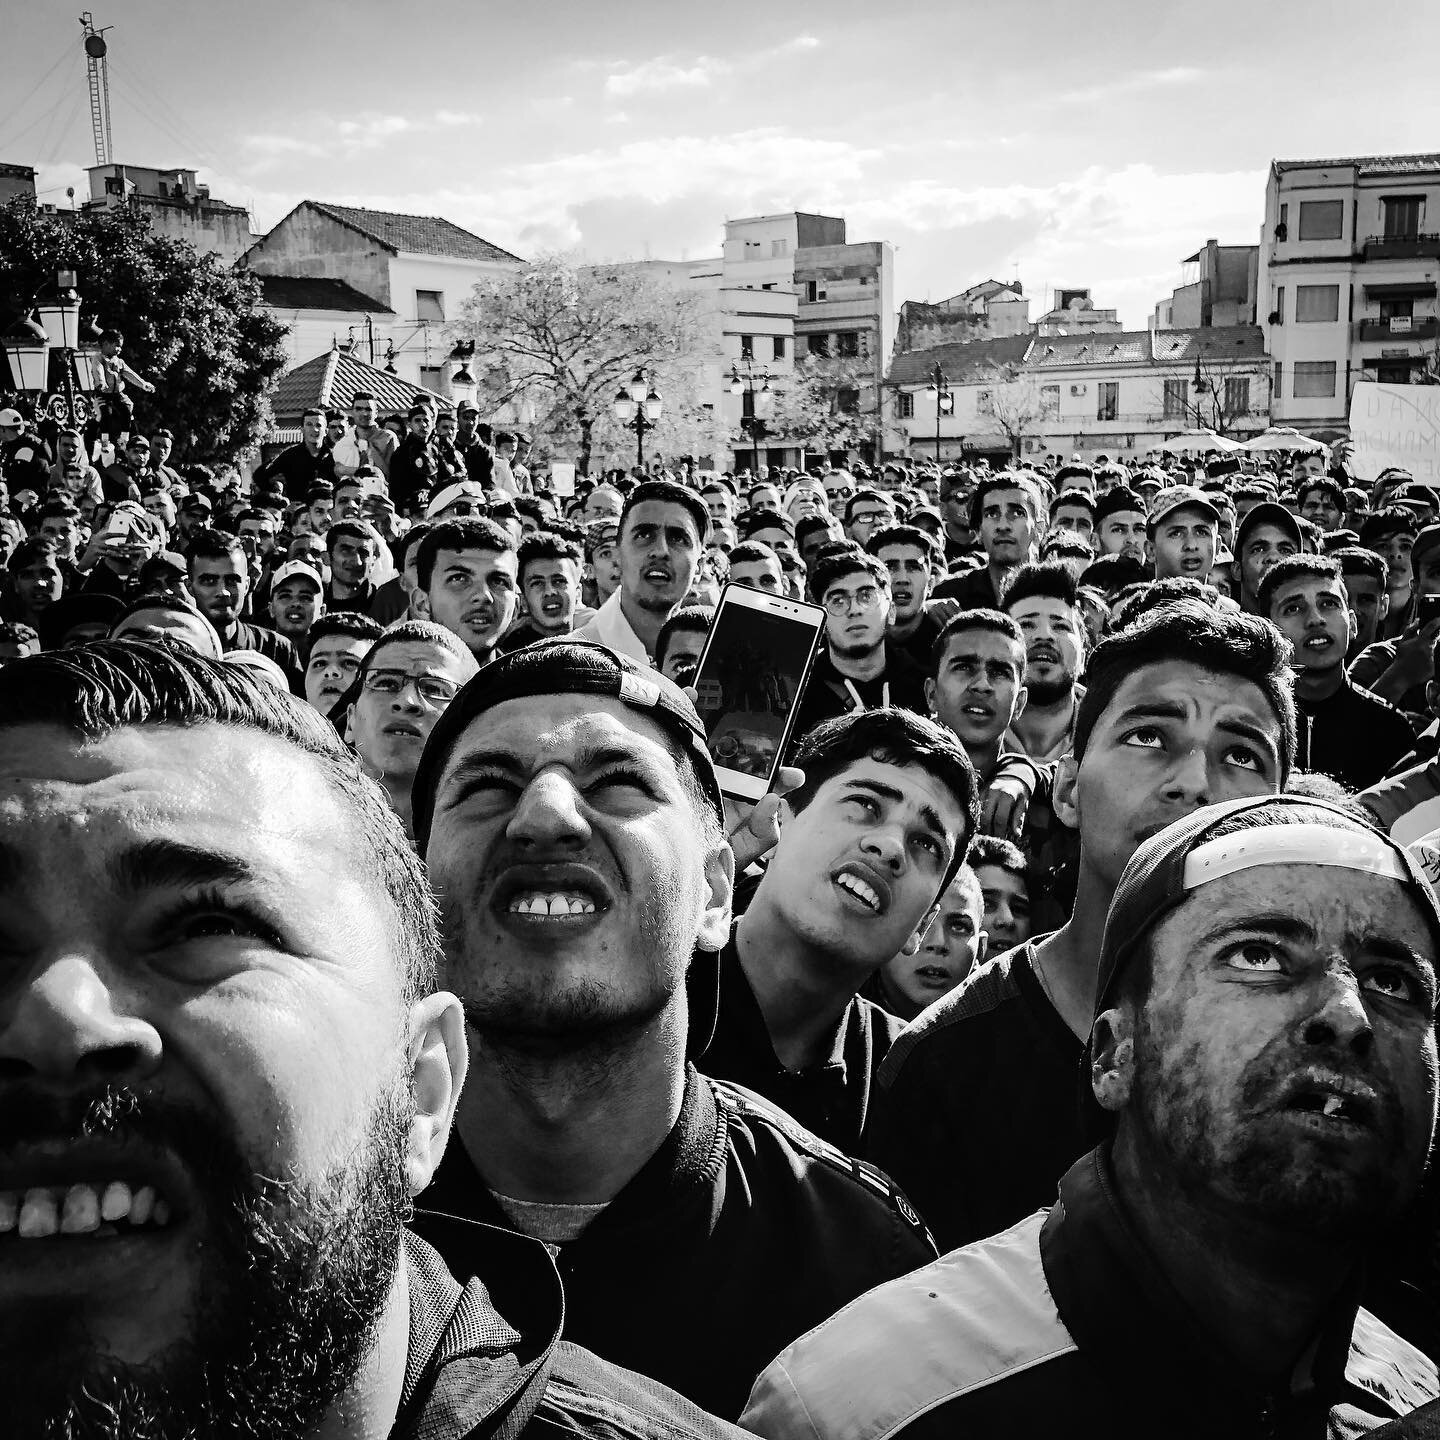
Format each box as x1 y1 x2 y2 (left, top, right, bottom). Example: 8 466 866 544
413 642 935 1419
745 796 1440 1440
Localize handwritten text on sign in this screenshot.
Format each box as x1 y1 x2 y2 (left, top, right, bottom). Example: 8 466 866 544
1348 381 1440 483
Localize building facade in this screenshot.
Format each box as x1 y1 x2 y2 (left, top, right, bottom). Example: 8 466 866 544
1151 239 1258 331
896 282 1031 354
1258 153 1440 437
84 163 256 263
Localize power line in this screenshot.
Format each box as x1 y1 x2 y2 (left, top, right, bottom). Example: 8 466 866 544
0 48 83 157
0 37 77 136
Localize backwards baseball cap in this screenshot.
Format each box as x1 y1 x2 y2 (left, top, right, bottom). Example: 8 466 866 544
1095 486 1147 525
425 480 487 518
270 559 324 592
1236 501 1303 554
1145 485 1219 536
180 491 213 512
0 408 24 428
410 641 724 856
1409 522 1440 579
1082 795 1440 1141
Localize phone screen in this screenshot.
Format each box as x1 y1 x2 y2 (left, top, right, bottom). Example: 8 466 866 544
692 586 823 799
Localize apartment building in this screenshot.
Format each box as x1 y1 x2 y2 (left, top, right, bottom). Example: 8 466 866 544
1258 153 1440 436
1151 239 1258 330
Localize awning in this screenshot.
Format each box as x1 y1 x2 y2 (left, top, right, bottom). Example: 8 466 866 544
1363 281 1438 299
1361 355 1426 367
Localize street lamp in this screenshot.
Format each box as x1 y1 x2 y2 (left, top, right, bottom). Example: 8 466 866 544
729 360 774 477
449 341 477 408
613 367 662 469
926 362 953 463
34 269 94 430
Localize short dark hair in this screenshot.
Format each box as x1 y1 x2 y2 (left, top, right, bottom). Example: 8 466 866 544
414 517 515 591
1257 553 1343 615
843 488 892 525
1001 559 1081 615
967 833 1027 883
39 499 80 523
1078 554 1147 595
970 474 1043 531
305 613 384 652
619 480 710 546
929 608 1024 677
795 513 841 550
185 528 245 570
726 539 779 568
738 509 796 542
305 483 335 504
1332 545 1387 589
1110 577 1221 631
786 708 980 891
517 531 582 578
325 520 376 553
810 549 888 602
0 640 437 1002
867 524 935 558
8 536 62 576
1073 599 1296 781
362 620 476 676
1298 476 1346 515
1360 505 1419 545
1050 491 1096 518
1041 533 1094 563
654 605 713 670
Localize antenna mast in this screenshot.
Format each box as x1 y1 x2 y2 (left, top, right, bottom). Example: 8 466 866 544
79 12 114 167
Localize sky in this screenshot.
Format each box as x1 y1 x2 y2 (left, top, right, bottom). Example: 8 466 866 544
4 0 1438 332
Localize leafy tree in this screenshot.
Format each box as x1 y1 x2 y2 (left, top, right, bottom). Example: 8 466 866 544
454 254 713 475
976 360 1046 460
759 355 876 465
0 197 288 460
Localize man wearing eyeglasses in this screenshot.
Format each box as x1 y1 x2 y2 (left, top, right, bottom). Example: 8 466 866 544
346 621 479 842
788 552 930 760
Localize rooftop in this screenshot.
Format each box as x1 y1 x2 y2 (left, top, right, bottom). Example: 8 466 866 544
1028 327 1267 368
305 202 523 263
1273 153 1440 178
258 275 393 315
887 333 1033 386
271 348 447 425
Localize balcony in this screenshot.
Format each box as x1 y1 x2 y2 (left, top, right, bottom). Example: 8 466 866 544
1362 234 1440 260
1355 315 1440 342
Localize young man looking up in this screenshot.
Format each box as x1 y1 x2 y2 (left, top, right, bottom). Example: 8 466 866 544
1363 505 1421 639
1001 560 1087 763
788 551 930 752
1260 554 1414 790
1233 499 1303 614
500 531 588 651
843 489 896 549
655 605 713 685
1146 485 1218 583
934 473 1044 608
968 833 1032 951
303 610 383 716
869 523 941 670
866 600 1294 1249
698 708 978 1152
1351 521 1440 710
1048 490 1096 553
267 557 325 649
1335 545 1390 661
323 518 381 614
412 516 519 668
571 479 709 664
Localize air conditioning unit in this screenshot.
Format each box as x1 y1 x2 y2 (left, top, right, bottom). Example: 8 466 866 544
1069 384 1087 397
1391 316 1415 333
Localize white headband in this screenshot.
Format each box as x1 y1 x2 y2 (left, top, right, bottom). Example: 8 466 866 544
1182 824 1410 890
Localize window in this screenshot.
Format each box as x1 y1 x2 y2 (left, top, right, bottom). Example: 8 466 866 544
415 290 445 324
744 240 762 257
897 392 915 419
1297 200 1344 242
1271 286 1285 325
772 336 787 361
1277 202 1289 240
740 334 754 360
771 239 789 258
741 389 756 420
1225 377 1251 414
1097 382 1119 422
1380 298 1415 321
836 331 860 358
1162 378 1188 418
1295 284 1340 323
419 365 445 391
836 386 860 415
1383 196 1424 239
807 333 830 358
1273 361 1283 398
976 389 995 416
1039 384 1059 418
805 280 819 303
1293 361 1337 398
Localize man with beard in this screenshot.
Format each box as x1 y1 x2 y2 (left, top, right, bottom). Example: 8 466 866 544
938 469 977 563
1094 486 1149 566
698 708 978 1152
1147 485 1218 584
746 795 1440 1439
934 474 1044 607
870 524 942 670
302 611 383 717
411 643 936 1419
412 517 520 668
788 552 930 754
1001 562 1087 763
571 480 708 664
1260 555 1414 790
346 621 478 842
185 529 301 687
866 601 1294 1251
0 639 747 1440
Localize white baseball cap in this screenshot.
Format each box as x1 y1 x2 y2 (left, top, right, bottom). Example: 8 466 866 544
270 559 324 592
0 409 24 428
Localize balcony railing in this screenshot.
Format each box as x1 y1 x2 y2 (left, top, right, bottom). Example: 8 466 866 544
1355 315 1440 341
1362 234 1440 260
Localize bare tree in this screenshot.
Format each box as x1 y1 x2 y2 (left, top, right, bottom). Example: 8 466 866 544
453 255 711 475
1152 351 1265 437
976 360 1047 460
760 355 875 464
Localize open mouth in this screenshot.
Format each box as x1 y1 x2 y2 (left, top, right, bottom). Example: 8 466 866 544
914 965 954 985
1303 636 1335 652
493 866 612 924
832 863 890 916
1279 1072 1381 1131
383 721 424 738
960 704 994 722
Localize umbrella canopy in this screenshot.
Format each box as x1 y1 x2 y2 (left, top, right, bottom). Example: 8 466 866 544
1155 429 1243 454
1238 426 1330 455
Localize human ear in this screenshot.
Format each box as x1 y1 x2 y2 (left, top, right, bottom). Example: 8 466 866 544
1089 1005 1135 1115
1053 753 1080 830
403 991 468 1196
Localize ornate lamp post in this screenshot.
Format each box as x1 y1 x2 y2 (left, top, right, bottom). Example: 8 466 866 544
729 360 773 476
612 367 662 469
35 270 95 430
926 362 953 463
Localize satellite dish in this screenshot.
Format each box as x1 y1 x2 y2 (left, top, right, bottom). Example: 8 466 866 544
84 34 107 57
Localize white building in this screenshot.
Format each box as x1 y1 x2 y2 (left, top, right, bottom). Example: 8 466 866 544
1258 153 1440 437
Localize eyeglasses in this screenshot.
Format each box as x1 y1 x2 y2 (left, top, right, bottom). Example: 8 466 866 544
826 485 854 500
823 585 883 615
362 669 461 705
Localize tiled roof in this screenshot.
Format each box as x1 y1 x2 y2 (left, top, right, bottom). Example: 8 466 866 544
270 348 448 426
308 202 523 263
1149 326 1268 362
1027 332 1151 368
1027 327 1267 369
887 333 1032 386
258 275 393 314
1274 153 1440 177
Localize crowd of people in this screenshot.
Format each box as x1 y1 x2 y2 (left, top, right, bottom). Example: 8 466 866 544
4 384 1440 1438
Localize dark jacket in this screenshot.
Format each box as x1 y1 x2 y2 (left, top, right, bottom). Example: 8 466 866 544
1296 675 1418 791
787 641 930 761
256 441 336 500
742 1148 1440 1440
391 434 440 510
399 1214 748 1439
422 1066 935 1420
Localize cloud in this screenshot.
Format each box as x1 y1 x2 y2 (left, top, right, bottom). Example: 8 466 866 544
604 57 726 98
238 109 486 172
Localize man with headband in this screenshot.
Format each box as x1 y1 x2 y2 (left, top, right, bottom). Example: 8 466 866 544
0 640 747 1440
744 796 1440 1439
412 641 935 1419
